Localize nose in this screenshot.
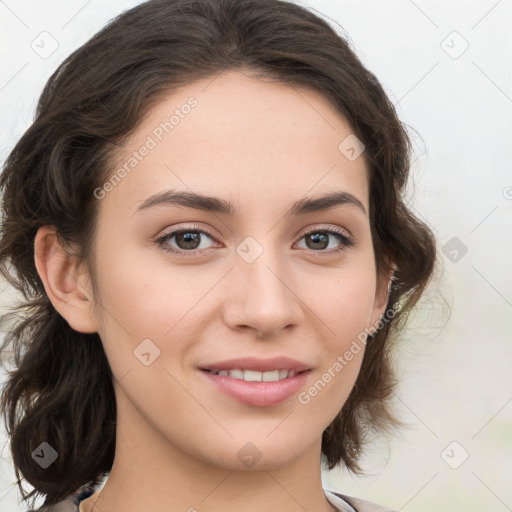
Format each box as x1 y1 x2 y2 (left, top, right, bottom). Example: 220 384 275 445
222 251 304 339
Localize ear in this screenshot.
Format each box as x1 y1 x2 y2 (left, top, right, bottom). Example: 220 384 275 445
368 260 396 333
34 225 98 333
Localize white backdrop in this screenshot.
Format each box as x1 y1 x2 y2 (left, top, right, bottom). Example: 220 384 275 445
1 1 511 511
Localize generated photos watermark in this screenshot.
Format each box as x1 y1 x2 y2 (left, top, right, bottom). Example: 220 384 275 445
297 305 397 405
93 96 198 200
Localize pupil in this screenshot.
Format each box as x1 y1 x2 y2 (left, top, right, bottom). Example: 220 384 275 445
307 232 328 250
178 232 200 249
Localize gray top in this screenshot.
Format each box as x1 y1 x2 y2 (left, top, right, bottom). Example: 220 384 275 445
325 488 397 512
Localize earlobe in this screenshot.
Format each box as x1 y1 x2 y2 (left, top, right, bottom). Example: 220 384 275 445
34 225 98 333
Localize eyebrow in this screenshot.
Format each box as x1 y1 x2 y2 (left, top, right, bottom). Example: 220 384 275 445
135 189 367 217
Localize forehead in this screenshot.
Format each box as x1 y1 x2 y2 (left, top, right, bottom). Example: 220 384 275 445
101 69 369 217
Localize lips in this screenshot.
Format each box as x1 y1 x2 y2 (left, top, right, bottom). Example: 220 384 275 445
199 357 312 407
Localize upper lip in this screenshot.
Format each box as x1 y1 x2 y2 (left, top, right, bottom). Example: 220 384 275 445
199 357 312 373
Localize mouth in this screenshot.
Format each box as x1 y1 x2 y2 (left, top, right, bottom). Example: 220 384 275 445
198 357 312 407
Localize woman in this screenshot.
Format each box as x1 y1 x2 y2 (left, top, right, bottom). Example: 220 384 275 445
0 0 437 511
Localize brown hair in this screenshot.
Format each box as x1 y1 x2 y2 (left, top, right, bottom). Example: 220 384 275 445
0 0 438 508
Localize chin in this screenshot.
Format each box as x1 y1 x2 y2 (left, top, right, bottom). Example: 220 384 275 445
195 433 315 471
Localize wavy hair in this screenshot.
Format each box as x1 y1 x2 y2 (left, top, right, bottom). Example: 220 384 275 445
0 0 438 508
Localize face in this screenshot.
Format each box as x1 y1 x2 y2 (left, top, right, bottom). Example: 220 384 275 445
86 69 388 471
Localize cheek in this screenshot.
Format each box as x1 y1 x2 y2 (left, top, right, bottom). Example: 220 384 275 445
91 240 220 383
92 227 196 329
295 274 374 425
304 260 376 393
313 262 377 337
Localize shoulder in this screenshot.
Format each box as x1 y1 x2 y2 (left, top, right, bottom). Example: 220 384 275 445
326 489 398 512
26 483 99 512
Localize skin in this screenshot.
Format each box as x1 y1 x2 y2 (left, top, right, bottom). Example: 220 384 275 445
34 69 392 512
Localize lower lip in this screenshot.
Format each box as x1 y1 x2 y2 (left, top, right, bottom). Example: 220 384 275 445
200 369 311 407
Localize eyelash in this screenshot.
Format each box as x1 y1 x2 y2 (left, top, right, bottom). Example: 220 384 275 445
155 224 355 257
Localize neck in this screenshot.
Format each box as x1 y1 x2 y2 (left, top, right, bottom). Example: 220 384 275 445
81 388 336 512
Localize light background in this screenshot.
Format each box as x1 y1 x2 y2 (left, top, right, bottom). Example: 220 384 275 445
0 0 511 511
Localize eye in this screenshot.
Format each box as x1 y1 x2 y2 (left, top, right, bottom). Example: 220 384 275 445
295 226 354 254
156 224 219 256
155 224 355 257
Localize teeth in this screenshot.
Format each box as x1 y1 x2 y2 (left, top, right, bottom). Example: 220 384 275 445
229 369 244 380
262 370 280 382
244 369 263 381
209 368 299 381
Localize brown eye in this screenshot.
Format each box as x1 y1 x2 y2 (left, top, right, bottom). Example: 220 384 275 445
173 231 203 250
156 225 219 256
297 228 354 253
